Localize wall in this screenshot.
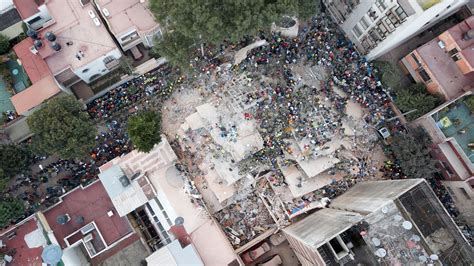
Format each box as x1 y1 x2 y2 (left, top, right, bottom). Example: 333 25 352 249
0 21 23 39
25 5 52 30
443 180 474 226
73 48 122 83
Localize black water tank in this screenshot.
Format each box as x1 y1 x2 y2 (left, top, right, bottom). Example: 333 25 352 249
51 41 61 51
45 31 56 42
27 29 38 39
33 39 43 49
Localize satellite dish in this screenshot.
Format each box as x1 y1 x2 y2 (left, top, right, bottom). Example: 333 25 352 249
175 217 184 226
402 221 413 230
430 254 439 261
372 237 381 247
42 244 63 264
375 248 386 258
419 255 427 262
56 214 70 225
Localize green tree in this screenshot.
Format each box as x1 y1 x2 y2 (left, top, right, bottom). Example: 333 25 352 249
149 0 319 68
0 144 31 178
152 31 196 71
0 34 9 55
0 198 25 227
373 60 403 90
395 83 442 121
127 111 162 152
27 96 97 160
391 127 438 179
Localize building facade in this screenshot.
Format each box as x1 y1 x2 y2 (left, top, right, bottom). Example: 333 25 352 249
323 0 470 60
0 0 23 40
400 15 474 100
283 179 474 265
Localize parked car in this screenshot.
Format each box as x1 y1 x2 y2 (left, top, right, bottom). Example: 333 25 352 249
376 127 392 145
242 242 271 263
258 255 283 266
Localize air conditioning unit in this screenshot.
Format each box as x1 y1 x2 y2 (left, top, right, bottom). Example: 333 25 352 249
88 10 96 19
437 40 446 49
102 8 110 17
93 18 101 27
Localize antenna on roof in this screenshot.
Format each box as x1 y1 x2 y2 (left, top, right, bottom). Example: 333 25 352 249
45 32 56 42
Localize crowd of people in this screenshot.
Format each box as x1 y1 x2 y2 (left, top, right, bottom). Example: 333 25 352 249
3 12 471 246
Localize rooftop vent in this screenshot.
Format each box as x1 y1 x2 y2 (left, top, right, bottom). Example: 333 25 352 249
88 10 96 19
119 175 130 187
93 17 101 27
463 29 474 41
34 39 43 49
45 32 56 42
75 216 85 224
51 41 61 51
102 8 110 17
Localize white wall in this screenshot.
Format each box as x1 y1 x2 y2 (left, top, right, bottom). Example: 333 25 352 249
25 5 52 30
0 0 13 13
73 48 122 83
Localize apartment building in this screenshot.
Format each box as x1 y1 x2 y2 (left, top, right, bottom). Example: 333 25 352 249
416 90 473 226
92 0 162 58
12 0 122 90
283 179 474 265
323 0 470 60
400 15 474 100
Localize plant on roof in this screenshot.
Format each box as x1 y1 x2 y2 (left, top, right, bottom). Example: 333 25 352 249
0 34 10 55
391 127 438 179
0 198 25 228
127 111 162 153
27 95 97 160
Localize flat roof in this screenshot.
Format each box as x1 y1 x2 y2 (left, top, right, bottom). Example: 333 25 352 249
283 208 363 248
146 240 204 266
12 0 43 19
96 0 159 37
42 181 133 249
10 75 61 115
0 217 44 265
13 38 52 83
38 0 118 74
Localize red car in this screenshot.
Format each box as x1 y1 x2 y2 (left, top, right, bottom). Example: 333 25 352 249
242 242 271 263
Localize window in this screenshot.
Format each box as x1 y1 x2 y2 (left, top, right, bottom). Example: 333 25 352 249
411 53 421 67
375 0 388 12
384 18 395 32
448 48 461 61
103 56 115 64
368 8 378 21
353 25 363 38
360 16 370 29
459 188 471 199
376 21 388 37
394 6 407 20
82 68 89 73
418 68 431 82
27 16 42 25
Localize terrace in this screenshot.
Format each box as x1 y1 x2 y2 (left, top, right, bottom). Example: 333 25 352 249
432 94 474 164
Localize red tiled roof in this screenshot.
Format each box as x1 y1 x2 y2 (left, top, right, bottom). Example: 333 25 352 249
13 38 51 84
12 0 43 20
0 217 43 266
10 75 61 115
43 181 133 249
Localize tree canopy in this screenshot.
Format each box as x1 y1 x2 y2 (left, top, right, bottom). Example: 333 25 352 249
0 144 31 178
0 34 10 55
391 127 438 179
373 60 403 90
27 96 97 160
127 111 162 152
0 198 24 228
150 0 320 68
394 83 442 121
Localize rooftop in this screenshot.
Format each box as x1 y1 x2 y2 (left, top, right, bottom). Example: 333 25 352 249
38 0 118 74
42 180 133 249
13 38 51 83
12 0 44 20
145 240 204 266
0 217 44 266
95 0 159 37
10 75 61 115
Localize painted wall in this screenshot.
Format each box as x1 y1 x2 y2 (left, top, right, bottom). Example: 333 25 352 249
73 48 122 84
